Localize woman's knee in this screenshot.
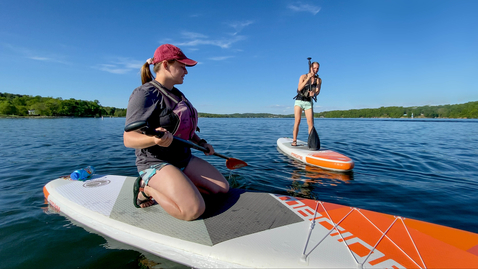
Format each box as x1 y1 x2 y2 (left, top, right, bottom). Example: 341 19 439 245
213 180 229 194
202 175 229 194
173 190 206 221
186 158 229 191
180 202 205 221
149 166 206 221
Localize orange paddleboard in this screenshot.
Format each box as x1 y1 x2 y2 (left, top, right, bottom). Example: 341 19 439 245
277 137 354 172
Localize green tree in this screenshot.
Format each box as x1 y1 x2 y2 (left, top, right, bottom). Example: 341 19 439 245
0 100 17 115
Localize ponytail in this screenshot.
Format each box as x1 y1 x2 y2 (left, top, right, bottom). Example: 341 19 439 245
140 59 176 85
141 61 154 85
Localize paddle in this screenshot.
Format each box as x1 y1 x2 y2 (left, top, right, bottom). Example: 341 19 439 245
306 57 321 150
307 57 318 102
124 121 247 170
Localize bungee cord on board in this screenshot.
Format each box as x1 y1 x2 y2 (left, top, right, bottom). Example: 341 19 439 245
300 204 428 269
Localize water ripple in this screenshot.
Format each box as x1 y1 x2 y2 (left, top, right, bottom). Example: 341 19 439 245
1 117 478 268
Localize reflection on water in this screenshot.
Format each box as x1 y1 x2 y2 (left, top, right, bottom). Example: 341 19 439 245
287 180 316 199
286 160 354 199
302 165 354 182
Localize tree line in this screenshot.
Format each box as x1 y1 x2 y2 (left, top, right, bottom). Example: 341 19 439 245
2 92 477 119
198 113 294 118
0 92 126 117
199 101 478 119
315 101 478 119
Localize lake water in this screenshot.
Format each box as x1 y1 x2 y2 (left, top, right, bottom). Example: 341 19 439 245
1 117 478 268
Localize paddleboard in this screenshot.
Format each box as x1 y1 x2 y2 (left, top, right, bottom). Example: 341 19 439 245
277 137 354 172
44 175 478 268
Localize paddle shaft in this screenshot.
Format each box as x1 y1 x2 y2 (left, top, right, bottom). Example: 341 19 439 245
124 120 237 162
307 57 318 102
124 121 247 169
148 129 231 161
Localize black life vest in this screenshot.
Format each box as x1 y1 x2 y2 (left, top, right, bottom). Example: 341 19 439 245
293 74 318 101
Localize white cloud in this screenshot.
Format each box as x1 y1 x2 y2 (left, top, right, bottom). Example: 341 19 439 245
176 33 246 49
209 56 234 61
2 42 68 64
29 56 52 61
269 104 293 114
228 20 254 36
95 64 130 74
29 56 68 64
181 31 209 39
167 19 253 50
288 2 321 15
94 58 143 74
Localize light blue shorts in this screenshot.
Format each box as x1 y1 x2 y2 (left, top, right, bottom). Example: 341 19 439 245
139 162 188 186
139 163 169 186
294 100 313 110
139 155 192 186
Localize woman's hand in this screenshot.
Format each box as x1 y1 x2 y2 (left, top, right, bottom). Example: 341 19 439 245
153 127 173 147
203 143 215 156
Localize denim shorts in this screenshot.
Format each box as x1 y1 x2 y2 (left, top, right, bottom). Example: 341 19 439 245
294 99 313 110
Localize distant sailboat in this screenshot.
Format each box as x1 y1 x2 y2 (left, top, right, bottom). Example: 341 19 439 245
411 113 414 119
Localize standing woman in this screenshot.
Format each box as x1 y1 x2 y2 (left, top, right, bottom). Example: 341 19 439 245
292 62 322 146
124 44 229 221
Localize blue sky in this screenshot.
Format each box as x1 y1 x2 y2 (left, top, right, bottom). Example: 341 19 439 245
1 0 477 114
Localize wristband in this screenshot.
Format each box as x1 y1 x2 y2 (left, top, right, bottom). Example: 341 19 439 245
198 139 208 147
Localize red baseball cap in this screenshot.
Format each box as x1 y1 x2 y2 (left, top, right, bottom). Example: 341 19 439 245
153 44 197 66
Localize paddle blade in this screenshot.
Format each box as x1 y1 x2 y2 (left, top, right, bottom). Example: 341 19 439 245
225 158 248 170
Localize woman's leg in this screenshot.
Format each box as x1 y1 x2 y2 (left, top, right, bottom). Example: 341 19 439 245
304 107 314 134
142 165 206 221
183 156 229 195
293 105 302 142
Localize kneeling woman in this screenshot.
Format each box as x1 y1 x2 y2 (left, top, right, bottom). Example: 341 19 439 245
124 44 229 221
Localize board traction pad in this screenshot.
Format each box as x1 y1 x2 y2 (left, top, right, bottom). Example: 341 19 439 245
110 177 303 246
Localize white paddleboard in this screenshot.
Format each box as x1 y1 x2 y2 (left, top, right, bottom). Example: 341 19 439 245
277 137 354 172
44 175 478 268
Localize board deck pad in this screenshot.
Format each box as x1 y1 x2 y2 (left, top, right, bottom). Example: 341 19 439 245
56 175 125 216
107 177 302 246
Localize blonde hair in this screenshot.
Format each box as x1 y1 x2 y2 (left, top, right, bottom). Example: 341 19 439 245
140 60 175 85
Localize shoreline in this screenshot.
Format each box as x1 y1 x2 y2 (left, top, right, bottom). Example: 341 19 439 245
1 115 473 119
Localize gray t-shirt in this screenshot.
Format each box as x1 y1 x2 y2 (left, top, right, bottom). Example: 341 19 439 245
125 82 192 172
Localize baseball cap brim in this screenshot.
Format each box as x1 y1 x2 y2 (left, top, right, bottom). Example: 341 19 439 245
177 58 198 67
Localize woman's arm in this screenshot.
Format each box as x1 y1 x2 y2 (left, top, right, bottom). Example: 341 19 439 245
124 86 174 149
314 77 322 96
123 127 173 149
191 133 215 155
297 74 312 93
